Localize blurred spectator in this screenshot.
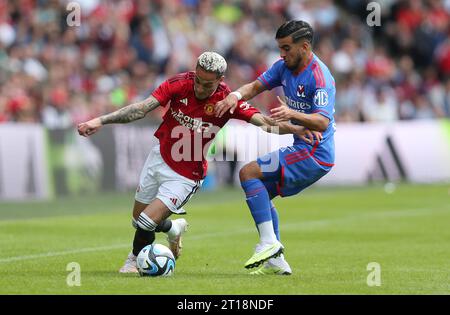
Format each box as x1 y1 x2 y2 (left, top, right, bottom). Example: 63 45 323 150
42 86 72 129
429 77 450 118
361 86 399 122
335 71 365 122
0 0 449 127
435 38 450 76
412 94 436 119
332 38 366 76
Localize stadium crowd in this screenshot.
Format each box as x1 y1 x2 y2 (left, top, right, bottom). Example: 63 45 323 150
0 0 449 127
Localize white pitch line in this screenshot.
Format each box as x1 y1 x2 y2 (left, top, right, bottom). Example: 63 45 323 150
0 207 440 264
0 229 260 264
0 244 129 263
0 224 308 264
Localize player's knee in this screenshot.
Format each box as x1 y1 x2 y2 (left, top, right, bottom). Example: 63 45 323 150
239 162 260 182
239 164 249 182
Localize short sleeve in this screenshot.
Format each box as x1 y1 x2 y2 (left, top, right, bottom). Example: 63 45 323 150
257 59 284 90
312 86 335 120
231 100 260 122
151 80 173 107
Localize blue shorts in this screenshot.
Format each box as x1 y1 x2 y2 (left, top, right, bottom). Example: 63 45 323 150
256 145 333 198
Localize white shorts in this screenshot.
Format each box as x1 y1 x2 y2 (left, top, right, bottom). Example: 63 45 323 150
135 144 202 214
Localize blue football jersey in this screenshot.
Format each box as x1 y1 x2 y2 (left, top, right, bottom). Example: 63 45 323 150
257 53 336 166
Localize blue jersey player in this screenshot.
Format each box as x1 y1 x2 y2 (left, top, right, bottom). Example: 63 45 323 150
215 20 336 275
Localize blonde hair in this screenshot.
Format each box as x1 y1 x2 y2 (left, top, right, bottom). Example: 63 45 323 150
197 52 227 77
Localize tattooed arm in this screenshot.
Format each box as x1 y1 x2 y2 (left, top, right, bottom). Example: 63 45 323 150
77 96 160 137
99 96 160 124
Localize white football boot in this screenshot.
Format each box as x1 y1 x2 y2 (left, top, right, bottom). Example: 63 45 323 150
167 218 188 259
119 252 138 273
250 254 292 275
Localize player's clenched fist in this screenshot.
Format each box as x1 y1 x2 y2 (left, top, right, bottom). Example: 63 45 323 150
77 118 102 137
214 93 239 118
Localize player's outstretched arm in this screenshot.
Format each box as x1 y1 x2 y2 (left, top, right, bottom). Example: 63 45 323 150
270 96 329 132
215 80 266 118
249 113 322 144
77 95 160 137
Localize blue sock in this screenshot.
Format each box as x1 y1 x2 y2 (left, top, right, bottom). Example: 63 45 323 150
270 201 280 241
241 179 272 224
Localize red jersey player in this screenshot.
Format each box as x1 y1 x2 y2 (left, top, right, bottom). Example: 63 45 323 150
77 52 320 273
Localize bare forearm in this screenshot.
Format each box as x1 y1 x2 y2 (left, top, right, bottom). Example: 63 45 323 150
260 125 296 134
277 121 302 134
263 118 297 135
100 96 160 125
251 113 322 144
290 112 328 132
252 114 299 135
236 80 266 101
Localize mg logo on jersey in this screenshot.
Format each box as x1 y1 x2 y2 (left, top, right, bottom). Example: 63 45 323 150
297 85 306 98
314 89 329 107
170 198 177 205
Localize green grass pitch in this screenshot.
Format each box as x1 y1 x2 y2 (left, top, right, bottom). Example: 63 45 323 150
0 184 449 294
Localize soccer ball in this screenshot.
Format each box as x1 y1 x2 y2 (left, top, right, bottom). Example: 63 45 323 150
136 244 175 277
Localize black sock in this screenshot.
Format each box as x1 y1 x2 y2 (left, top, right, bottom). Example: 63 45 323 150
155 219 172 233
132 226 155 256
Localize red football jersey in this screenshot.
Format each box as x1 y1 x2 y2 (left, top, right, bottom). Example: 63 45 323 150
152 71 260 180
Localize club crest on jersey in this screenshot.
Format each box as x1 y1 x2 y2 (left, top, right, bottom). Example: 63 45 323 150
314 89 328 107
204 103 214 116
297 85 306 98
